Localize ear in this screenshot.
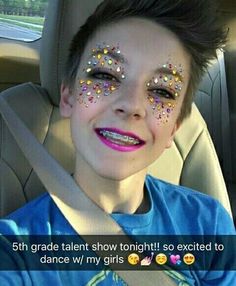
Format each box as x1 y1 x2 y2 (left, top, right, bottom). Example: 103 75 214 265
165 122 181 149
60 84 76 118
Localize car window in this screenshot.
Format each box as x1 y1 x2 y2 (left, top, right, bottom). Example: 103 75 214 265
0 0 48 42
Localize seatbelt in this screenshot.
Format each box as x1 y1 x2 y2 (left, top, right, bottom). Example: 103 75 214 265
0 95 189 286
217 49 232 182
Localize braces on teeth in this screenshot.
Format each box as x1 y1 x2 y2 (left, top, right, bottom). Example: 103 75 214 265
100 130 140 145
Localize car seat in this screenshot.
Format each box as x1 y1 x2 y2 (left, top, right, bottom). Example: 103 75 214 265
0 0 233 218
220 0 236 217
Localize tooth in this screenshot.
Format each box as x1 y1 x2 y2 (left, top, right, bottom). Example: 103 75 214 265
123 136 128 142
99 130 140 145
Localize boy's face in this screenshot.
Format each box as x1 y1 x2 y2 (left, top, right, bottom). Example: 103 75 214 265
60 18 190 180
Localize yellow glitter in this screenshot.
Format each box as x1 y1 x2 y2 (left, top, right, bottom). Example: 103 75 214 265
172 70 177 75
148 96 154 103
97 54 102 60
101 61 105 66
79 79 85 84
110 86 116 91
164 76 168 82
103 48 108 54
86 80 92 85
175 92 179 97
169 82 173 87
86 68 92 73
175 77 180 82
96 89 102 94
108 59 113 65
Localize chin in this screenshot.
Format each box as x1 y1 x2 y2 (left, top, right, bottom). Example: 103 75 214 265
93 163 145 181
97 169 133 181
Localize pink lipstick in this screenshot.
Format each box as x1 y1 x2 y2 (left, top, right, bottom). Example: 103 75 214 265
95 128 145 152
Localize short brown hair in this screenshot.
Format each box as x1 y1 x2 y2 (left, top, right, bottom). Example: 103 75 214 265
64 0 227 123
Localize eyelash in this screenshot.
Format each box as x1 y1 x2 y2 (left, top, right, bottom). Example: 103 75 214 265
88 68 119 82
87 69 175 99
148 88 175 100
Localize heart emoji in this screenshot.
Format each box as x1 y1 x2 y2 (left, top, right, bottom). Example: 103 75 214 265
170 254 181 265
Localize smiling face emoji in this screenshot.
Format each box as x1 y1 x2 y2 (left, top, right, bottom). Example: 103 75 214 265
183 253 195 265
127 253 140 265
155 253 167 265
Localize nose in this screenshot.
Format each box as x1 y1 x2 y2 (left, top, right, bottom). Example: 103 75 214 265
112 84 147 120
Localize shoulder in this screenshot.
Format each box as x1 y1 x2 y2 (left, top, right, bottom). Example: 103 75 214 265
146 174 235 234
0 193 73 235
146 174 223 207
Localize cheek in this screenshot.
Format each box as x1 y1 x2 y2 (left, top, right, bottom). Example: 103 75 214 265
75 78 119 107
147 96 176 124
147 104 179 146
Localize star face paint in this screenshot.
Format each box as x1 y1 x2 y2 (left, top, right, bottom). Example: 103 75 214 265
146 59 184 124
76 43 126 107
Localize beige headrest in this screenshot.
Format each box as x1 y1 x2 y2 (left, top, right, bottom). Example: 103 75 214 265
40 0 102 106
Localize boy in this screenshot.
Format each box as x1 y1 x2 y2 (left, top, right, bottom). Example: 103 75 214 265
0 0 235 285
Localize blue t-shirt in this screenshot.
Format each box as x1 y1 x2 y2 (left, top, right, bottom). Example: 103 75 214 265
0 175 235 285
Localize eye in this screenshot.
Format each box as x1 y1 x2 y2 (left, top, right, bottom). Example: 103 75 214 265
149 88 174 99
90 70 118 82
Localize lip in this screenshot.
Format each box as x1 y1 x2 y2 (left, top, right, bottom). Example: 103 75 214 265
95 127 146 152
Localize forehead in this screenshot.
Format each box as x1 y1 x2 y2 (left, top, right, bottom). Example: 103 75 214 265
82 17 190 79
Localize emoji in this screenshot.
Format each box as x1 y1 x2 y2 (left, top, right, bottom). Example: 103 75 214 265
183 253 195 265
170 254 181 265
140 252 154 266
155 253 167 265
127 253 140 265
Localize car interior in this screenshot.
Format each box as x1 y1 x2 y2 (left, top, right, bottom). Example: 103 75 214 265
0 0 235 227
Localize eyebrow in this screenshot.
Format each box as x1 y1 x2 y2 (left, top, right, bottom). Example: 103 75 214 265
154 66 184 83
90 48 128 65
88 49 184 82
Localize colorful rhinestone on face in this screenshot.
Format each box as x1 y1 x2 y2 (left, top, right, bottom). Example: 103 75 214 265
85 43 126 79
146 59 184 124
76 43 125 107
76 79 118 107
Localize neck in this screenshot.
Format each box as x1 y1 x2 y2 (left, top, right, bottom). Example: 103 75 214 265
73 156 148 214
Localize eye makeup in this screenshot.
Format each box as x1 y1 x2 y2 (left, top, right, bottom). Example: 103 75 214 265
146 59 184 124
76 46 184 124
76 43 126 107
86 43 126 79
76 79 119 106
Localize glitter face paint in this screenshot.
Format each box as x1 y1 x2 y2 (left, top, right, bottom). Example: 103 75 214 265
146 59 184 124
76 44 184 124
76 43 125 108
77 79 118 106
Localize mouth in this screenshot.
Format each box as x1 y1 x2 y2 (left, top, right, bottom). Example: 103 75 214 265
95 128 146 152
